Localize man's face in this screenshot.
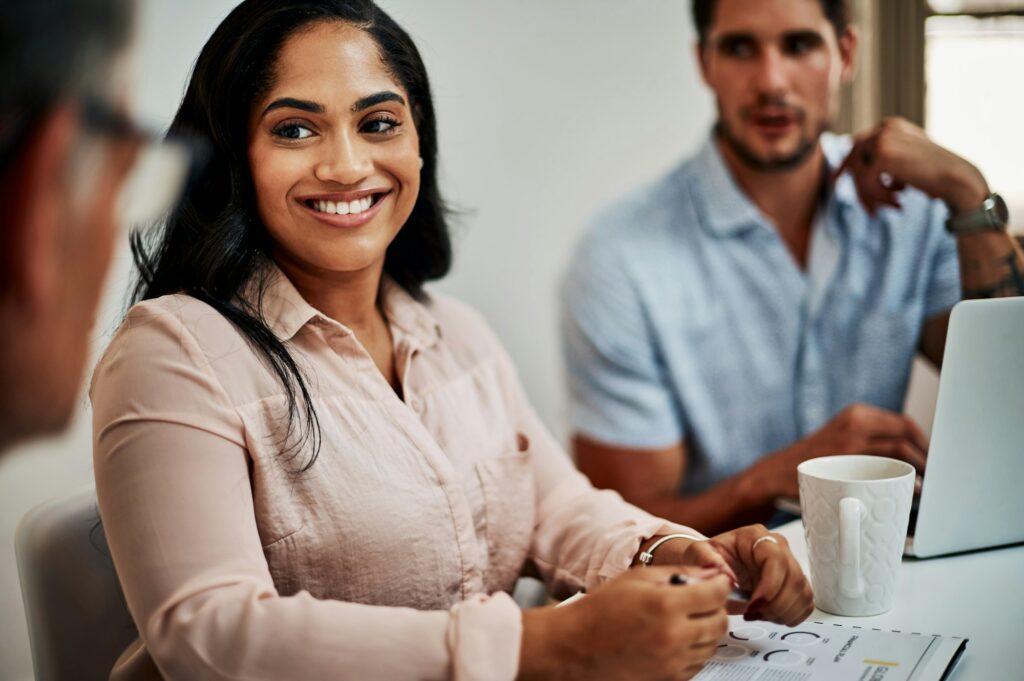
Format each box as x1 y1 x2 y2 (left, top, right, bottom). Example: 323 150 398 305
48 109 138 423
698 0 857 171
0 94 138 445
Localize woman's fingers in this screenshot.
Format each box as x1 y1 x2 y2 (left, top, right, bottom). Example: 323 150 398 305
672 574 733 617
758 562 811 626
557 567 734 680
746 544 787 614
729 529 813 625
682 539 740 584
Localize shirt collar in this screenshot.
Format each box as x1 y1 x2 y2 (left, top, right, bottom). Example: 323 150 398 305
246 260 442 349
378 276 443 350
692 130 861 238
819 131 862 211
692 133 765 237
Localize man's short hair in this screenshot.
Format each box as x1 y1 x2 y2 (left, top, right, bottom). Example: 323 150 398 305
691 0 850 45
0 0 134 173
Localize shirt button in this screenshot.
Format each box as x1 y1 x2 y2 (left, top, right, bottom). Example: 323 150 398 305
409 398 422 412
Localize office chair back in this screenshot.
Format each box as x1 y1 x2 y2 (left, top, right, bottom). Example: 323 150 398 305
15 486 137 681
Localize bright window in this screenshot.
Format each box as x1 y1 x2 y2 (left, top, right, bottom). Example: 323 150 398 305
925 3 1024 232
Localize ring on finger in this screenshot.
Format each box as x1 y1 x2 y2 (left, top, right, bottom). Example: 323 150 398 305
752 535 779 553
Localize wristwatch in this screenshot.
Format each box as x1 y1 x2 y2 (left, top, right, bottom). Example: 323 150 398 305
946 193 1009 234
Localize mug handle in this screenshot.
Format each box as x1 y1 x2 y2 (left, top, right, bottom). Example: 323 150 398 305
839 497 864 599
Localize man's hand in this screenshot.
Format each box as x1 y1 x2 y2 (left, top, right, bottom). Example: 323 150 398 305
835 117 989 216
746 404 928 500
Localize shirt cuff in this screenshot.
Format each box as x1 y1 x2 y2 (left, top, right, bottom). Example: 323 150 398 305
447 592 522 681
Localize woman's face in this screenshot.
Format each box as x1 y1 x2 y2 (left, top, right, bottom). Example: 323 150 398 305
248 21 420 283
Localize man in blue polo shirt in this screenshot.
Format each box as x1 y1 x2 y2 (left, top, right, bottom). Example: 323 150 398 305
562 0 1024 533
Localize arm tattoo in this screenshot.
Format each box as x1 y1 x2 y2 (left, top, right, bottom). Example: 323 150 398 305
963 251 1024 298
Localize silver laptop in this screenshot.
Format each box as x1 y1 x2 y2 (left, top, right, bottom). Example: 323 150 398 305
905 297 1024 558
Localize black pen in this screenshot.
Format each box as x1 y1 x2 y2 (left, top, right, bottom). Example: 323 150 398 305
669 573 752 606
556 574 752 608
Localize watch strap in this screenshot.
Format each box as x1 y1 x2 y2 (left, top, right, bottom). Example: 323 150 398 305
946 193 1009 234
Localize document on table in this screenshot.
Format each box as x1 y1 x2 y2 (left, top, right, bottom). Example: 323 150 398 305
694 616 967 681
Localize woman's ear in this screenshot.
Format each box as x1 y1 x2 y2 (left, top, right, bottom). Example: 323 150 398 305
1 104 79 313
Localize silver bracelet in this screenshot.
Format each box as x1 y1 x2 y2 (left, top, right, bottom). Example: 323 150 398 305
637 533 704 566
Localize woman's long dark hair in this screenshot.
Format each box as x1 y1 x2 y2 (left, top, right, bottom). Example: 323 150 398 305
131 0 452 470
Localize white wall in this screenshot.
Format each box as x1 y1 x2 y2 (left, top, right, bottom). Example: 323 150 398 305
0 2 713 679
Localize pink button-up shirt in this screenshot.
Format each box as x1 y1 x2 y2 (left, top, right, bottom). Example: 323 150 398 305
91 265 701 681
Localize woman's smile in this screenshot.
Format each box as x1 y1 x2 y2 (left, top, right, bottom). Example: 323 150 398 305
297 189 391 228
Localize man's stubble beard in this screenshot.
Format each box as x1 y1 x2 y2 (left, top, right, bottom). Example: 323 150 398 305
716 113 829 173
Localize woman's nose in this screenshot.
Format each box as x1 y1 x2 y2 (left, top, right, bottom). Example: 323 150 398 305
314 132 373 185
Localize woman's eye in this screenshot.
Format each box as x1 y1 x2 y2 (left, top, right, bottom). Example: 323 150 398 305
272 123 314 140
362 116 401 135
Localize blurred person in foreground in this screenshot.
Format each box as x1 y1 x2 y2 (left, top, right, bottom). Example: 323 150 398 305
0 0 188 455
562 0 1024 534
90 1 812 679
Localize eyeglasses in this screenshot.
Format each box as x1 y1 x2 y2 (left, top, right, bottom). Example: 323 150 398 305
79 98 203 228
0 96 204 228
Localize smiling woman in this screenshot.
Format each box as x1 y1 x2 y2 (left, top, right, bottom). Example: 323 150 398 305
89 1 813 680
129 1 451 458
248 25 423 299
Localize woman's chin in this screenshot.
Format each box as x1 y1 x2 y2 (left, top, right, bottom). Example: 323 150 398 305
274 247 390 282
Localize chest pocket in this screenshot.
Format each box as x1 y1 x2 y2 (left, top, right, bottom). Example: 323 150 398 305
475 433 535 594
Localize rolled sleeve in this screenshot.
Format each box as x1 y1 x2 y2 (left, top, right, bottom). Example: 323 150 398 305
561 233 683 448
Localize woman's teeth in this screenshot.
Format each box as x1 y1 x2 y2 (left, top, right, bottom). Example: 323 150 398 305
311 196 375 215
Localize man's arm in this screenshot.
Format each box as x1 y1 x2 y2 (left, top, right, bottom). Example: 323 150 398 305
574 403 928 535
921 234 1024 366
838 117 1024 367
573 436 770 536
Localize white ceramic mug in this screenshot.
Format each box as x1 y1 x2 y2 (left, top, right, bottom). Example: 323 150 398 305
798 455 915 616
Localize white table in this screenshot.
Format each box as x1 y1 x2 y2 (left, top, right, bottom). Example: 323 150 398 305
775 519 1024 681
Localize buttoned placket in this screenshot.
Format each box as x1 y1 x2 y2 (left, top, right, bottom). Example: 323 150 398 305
318 314 488 599
795 200 848 434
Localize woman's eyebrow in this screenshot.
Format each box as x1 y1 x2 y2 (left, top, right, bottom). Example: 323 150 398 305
261 97 325 119
351 91 406 112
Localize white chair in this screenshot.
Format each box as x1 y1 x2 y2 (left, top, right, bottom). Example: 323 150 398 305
15 486 137 681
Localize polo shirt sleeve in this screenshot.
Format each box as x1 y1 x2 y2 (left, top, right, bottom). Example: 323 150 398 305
922 199 962 320
560 230 684 449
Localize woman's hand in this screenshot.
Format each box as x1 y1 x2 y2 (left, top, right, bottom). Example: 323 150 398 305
519 566 730 681
670 526 814 626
